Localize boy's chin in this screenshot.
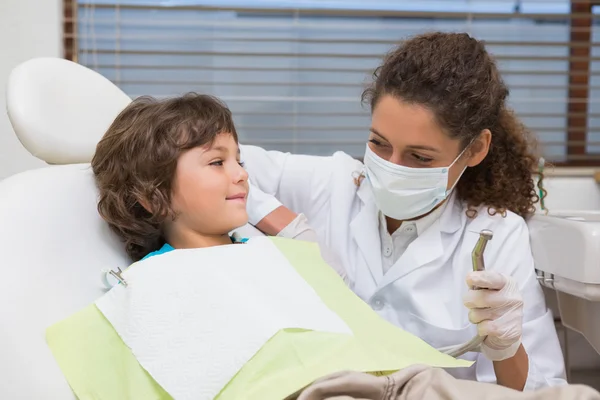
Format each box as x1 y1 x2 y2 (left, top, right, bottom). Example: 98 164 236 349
227 214 249 232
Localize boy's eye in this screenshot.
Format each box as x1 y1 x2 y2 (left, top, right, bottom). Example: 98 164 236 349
210 160 224 166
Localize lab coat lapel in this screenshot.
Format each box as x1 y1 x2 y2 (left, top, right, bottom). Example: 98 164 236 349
377 194 463 289
350 182 384 285
378 219 444 288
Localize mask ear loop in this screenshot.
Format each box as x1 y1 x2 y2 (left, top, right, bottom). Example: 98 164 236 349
444 136 479 195
448 136 478 169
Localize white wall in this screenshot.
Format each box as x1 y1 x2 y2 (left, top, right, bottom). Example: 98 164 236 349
0 0 62 180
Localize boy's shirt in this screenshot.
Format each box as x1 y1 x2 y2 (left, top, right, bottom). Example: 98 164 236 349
142 237 249 260
142 243 175 260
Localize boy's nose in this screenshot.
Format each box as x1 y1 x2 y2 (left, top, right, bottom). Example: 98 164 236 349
233 163 249 183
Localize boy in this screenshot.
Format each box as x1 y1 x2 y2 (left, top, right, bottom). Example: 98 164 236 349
92 92 342 271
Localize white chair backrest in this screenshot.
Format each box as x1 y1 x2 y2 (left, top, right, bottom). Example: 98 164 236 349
0 164 131 399
6 57 132 164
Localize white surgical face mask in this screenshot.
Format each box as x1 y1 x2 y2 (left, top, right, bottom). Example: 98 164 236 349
363 144 468 220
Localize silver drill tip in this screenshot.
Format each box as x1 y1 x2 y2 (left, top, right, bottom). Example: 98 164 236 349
480 229 493 240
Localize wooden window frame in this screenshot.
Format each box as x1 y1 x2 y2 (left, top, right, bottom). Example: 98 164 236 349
561 0 596 166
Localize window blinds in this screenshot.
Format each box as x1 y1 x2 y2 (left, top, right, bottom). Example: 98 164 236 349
66 0 600 164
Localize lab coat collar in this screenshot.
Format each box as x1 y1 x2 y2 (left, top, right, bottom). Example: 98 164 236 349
438 192 464 235
379 192 465 287
355 173 372 205
356 180 464 235
351 179 384 284
378 216 444 287
354 181 465 288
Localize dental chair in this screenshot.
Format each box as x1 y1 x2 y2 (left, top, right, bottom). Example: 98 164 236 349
1 58 133 399
2 57 600 399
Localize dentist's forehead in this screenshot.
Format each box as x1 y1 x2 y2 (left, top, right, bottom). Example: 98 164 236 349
371 95 456 151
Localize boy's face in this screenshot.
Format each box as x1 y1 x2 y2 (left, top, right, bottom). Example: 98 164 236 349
169 133 249 238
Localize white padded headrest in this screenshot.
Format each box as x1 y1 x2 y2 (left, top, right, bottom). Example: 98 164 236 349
6 57 132 164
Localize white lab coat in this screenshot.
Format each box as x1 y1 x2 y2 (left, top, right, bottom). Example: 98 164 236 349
241 145 567 390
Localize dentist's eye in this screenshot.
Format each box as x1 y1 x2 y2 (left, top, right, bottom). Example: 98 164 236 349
369 138 383 147
412 153 433 163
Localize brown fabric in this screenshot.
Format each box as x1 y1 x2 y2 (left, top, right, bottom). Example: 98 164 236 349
293 365 600 400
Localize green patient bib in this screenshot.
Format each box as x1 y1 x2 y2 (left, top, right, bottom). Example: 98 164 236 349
46 238 471 400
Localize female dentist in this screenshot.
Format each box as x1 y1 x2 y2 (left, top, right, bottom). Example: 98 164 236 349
241 32 566 391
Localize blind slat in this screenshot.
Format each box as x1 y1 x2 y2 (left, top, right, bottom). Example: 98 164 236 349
79 48 600 62
66 16 600 34
124 95 600 104
65 34 600 48
74 3 598 20
227 127 600 133
79 64 600 77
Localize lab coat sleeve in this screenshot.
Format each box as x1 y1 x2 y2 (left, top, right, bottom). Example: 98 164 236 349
475 216 567 389
239 145 335 225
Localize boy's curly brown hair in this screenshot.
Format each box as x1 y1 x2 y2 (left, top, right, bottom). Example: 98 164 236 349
91 93 237 261
362 32 543 219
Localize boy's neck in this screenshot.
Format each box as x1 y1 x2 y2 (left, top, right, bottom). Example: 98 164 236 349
166 229 233 250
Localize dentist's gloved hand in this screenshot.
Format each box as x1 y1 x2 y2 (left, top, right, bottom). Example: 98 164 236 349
463 271 524 361
246 180 283 226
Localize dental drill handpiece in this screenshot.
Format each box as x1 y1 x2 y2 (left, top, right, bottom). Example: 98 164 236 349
436 229 495 357
471 230 493 290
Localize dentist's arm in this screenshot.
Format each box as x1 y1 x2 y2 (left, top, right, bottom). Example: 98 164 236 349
240 144 338 228
255 207 298 237
246 180 297 236
254 206 298 236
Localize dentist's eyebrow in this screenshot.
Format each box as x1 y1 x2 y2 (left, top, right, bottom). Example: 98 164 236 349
406 144 441 153
369 128 390 143
370 128 440 153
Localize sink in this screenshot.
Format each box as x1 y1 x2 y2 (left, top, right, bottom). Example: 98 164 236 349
528 212 600 354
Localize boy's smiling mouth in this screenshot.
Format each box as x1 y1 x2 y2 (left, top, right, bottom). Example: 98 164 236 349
226 192 247 203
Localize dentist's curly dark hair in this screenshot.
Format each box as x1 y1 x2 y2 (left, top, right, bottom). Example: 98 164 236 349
92 93 238 261
362 32 544 219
